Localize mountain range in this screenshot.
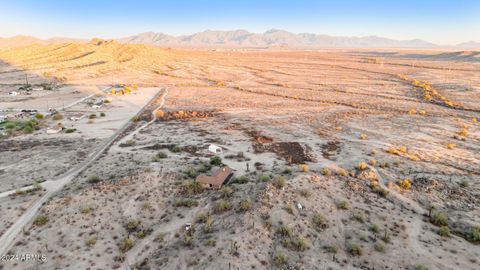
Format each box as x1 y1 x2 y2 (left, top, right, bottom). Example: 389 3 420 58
1 30 479 49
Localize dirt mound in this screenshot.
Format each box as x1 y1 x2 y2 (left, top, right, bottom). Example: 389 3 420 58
245 130 274 144
254 141 316 164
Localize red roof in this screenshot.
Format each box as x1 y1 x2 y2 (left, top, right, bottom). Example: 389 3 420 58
196 166 233 187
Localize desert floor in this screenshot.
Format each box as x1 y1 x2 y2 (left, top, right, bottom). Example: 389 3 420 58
0 43 479 270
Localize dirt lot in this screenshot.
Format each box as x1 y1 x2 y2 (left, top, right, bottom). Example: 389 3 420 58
0 43 479 270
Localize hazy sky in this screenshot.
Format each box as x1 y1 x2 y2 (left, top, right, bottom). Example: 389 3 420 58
1 0 479 45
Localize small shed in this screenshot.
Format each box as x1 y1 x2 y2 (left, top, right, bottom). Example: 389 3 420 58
208 144 223 154
196 166 233 189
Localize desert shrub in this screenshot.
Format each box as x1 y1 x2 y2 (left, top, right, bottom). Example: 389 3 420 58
284 204 294 215
348 243 363 256
209 156 222 165
89 113 97 119
87 175 100 184
156 151 168 159
183 235 193 246
214 199 231 213
183 180 203 195
298 164 309 172
258 174 270 182
170 145 182 153
357 162 368 170
336 168 348 177
125 219 140 232
282 236 308 251
33 215 49 226
196 212 208 223
381 231 391 243
203 216 214 233
272 176 286 189
34 113 44 119
353 212 366 223
359 133 367 140
220 186 234 198
312 213 328 230
273 253 288 266
137 230 146 238
154 233 165 242
458 128 468 137
119 238 135 252
414 265 430 270
336 200 349 210
52 113 63 120
430 212 448 226
65 128 76 133
369 159 377 166
399 178 412 190
299 188 311 198
276 226 293 237
374 241 386 252
173 198 198 208
85 236 97 247
321 167 331 176
100 112 106 117
324 245 338 253
459 180 469 188
439 226 450 237
447 143 455 150
232 175 249 184
281 168 292 174
238 199 253 212
184 167 198 178
372 185 389 197
370 224 380 233
468 226 480 242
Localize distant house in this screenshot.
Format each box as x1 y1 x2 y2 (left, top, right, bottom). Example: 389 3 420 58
196 166 234 189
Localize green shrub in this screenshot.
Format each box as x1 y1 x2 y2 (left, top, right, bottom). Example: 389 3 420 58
272 176 286 189
273 253 288 266
65 128 76 133
173 198 198 208
89 113 97 119
281 168 292 174
282 236 308 251
183 180 203 195
336 200 349 210
156 151 168 159
468 225 480 242
370 224 380 233
414 265 430 270
100 112 106 117
87 175 100 184
85 236 97 247
125 219 140 232
258 175 270 182
154 233 165 242
203 216 214 233
23 126 34 134
35 113 44 119
125 139 136 146
312 213 328 230
119 238 134 252
209 156 222 166
374 241 386 252
33 215 49 226
214 199 231 213
238 199 252 212
430 212 448 226
324 245 338 253
233 175 249 184
276 226 293 237
220 186 234 198
439 226 450 237
348 243 363 256
372 185 389 197
170 145 182 153
299 188 311 197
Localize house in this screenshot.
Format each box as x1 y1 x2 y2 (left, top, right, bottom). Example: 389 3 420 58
208 144 223 154
196 166 234 189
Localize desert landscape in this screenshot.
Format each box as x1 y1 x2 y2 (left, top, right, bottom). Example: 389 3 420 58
0 32 479 270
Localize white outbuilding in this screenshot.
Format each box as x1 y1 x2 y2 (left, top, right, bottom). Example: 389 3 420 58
208 144 223 154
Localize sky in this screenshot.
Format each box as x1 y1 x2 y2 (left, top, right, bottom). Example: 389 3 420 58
0 0 479 45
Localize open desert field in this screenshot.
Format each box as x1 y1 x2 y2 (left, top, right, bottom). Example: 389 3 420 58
0 41 479 270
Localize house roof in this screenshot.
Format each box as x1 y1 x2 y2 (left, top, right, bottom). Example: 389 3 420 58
196 166 233 186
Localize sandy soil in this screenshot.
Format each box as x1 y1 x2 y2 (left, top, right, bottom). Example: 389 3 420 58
0 43 479 270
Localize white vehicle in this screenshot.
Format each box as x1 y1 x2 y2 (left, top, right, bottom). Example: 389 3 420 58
8 91 19 96
208 144 223 154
